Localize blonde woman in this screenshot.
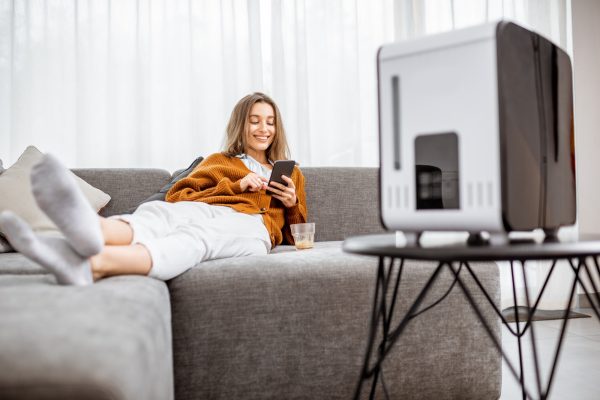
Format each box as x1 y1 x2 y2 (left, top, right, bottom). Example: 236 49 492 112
0 92 307 284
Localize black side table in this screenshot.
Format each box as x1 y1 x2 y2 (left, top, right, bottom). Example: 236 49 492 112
343 233 600 400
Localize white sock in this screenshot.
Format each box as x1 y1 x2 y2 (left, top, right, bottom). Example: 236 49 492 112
31 154 103 258
0 211 93 285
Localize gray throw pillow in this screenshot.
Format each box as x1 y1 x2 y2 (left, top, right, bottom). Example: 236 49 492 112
1 158 11 251
127 156 204 213
1 159 13 252
0 235 12 253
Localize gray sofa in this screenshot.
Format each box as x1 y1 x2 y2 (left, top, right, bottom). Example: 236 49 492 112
0 167 501 399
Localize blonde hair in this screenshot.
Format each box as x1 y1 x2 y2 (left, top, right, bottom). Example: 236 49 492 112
222 92 290 161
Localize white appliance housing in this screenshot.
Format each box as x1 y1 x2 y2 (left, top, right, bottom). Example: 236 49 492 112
378 21 576 242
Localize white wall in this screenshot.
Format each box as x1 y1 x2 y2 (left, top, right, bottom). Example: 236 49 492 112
572 0 600 236
571 0 600 301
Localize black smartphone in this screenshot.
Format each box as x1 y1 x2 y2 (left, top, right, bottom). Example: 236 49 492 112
268 160 296 187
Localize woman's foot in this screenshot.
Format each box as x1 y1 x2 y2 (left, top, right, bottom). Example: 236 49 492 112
31 154 103 257
0 211 93 285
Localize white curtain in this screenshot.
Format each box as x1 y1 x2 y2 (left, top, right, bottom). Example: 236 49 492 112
0 0 281 170
0 0 395 170
0 0 568 171
0 0 571 307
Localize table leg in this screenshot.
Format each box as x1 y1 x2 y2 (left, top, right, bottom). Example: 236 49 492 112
509 261 527 400
354 257 386 400
355 257 445 400
448 262 535 399
579 257 600 318
455 260 585 400
520 260 543 398
540 259 580 399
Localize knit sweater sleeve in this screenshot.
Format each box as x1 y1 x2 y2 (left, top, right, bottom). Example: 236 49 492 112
282 167 308 245
165 154 244 203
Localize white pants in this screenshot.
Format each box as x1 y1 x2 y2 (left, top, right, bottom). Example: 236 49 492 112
111 201 271 280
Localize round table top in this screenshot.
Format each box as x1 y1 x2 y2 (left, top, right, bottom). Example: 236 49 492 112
342 233 600 262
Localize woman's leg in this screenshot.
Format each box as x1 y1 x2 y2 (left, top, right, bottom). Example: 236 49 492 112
92 201 205 280
91 244 152 281
99 217 134 245
92 204 270 282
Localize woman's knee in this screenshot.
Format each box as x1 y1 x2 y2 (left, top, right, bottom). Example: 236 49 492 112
100 217 134 245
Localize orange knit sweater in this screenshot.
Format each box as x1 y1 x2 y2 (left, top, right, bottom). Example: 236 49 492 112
166 153 307 247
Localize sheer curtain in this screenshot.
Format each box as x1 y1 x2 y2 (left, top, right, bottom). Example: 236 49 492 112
0 0 283 170
1 0 568 170
0 0 571 306
0 0 395 170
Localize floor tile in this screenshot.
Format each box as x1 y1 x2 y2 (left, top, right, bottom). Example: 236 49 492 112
501 316 600 399
542 308 600 337
583 333 600 341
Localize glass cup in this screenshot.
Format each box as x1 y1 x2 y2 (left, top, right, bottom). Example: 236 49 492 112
290 223 315 250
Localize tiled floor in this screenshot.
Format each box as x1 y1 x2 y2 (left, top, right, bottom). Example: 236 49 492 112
501 308 600 399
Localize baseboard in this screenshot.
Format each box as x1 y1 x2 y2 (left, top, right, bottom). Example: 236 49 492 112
578 293 600 308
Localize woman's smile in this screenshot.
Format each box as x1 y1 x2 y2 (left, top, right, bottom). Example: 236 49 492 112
245 101 276 160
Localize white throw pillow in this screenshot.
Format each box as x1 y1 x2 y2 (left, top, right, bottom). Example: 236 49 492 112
0 146 111 239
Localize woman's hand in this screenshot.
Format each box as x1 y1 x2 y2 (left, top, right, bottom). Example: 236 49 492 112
240 173 268 192
267 175 297 207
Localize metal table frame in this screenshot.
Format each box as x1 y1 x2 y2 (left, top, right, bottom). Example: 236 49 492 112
343 234 600 400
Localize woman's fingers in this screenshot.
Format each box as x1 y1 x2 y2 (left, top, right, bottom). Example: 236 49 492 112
242 173 269 192
268 179 296 207
256 176 267 190
269 176 294 190
281 175 295 188
265 185 282 195
268 176 294 190
268 181 286 191
266 185 295 197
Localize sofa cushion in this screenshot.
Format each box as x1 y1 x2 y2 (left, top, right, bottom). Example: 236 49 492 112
0 146 111 235
0 253 46 275
0 274 173 400
168 243 500 400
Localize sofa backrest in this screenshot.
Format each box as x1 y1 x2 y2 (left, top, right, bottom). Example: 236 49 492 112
73 169 172 217
73 167 385 241
302 167 385 241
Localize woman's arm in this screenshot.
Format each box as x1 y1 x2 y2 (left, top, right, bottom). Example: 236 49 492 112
166 174 243 202
166 154 269 202
165 154 245 202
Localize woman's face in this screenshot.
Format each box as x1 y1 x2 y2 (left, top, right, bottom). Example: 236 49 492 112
244 102 275 159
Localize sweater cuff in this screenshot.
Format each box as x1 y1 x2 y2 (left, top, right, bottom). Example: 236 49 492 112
285 203 305 225
232 179 243 194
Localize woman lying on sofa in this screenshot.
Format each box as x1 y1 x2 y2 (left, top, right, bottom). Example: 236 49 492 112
0 92 307 284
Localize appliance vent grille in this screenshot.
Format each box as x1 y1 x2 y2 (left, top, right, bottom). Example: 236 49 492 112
386 184 411 209
467 183 473 207
466 181 494 208
477 182 484 207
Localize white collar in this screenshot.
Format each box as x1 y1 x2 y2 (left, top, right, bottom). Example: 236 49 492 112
236 153 273 165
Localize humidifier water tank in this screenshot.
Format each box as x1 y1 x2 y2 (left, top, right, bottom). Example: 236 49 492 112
378 20 576 241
